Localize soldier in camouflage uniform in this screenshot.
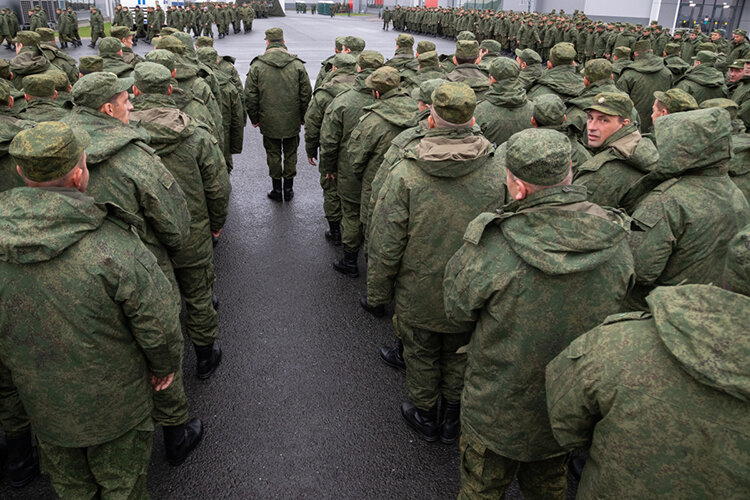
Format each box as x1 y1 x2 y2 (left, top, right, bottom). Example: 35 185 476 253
111 26 144 67
515 48 543 91
445 40 490 101
9 31 58 91
18 73 69 122
530 94 592 173
443 128 635 499
88 7 105 48
0 79 34 193
35 27 78 86
0 122 179 497
99 38 134 79
650 88 698 125
729 29 750 62
527 42 584 102
384 33 417 73
674 50 729 104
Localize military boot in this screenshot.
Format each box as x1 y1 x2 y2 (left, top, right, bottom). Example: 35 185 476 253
332 250 359 278
324 220 341 245
6 431 40 488
267 179 283 202
440 400 460 445
283 178 294 201
401 402 439 442
212 292 219 312
359 296 385 317
162 418 203 466
194 342 222 379
379 339 405 371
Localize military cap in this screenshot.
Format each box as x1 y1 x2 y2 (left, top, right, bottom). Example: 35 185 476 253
479 39 501 55
701 98 740 120
156 35 185 54
160 27 178 36
366 66 400 93
456 31 476 41
417 50 439 68
334 36 346 51
698 42 718 53
515 48 542 64
416 40 436 54
664 43 680 56
0 59 10 80
506 128 571 185
332 52 357 70
344 36 366 52
455 40 479 60
489 57 519 82
532 94 566 127
691 27 702 34
724 225 750 296
71 72 134 109
411 78 443 104
729 59 747 69
613 46 632 59
653 89 698 114
134 61 172 94
586 92 634 118
98 37 123 56
35 27 55 43
431 82 476 124
550 42 576 65
396 33 414 47
195 36 214 48
357 50 384 70
265 27 284 41
582 58 612 83
734 29 747 37
714 28 726 35
631 40 651 53
111 26 136 39
146 49 177 71
0 78 12 104
23 74 55 97
10 122 90 183
47 70 70 92
694 50 718 65
196 46 219 65
13 31 41 46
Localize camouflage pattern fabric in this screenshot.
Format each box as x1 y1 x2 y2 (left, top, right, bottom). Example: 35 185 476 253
263 135 299 180
615 52 672 133
527 64 584 102
474 78 534 146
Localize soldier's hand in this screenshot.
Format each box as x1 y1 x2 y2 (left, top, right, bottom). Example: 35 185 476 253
308 157 317 166
252 122 260 128
211 229 222 238
325 173 335 180
150 372 174 391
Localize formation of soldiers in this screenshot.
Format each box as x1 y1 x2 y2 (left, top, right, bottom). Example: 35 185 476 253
1 6 750 497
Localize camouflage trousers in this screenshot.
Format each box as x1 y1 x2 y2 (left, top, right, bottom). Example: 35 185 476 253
340 198 363 253
202 25 213 37
319 171 341 222
263 135 299 180
91 29 105 44
395 315 470 410
174 262 218 347
38 417 153 500
459 433 568 500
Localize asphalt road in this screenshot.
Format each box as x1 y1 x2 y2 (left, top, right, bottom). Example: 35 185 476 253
0 14 576 499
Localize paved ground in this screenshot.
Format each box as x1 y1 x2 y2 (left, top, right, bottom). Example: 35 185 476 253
0 14 577 499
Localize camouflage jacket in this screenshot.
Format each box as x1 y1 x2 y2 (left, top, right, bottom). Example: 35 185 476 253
565 79 636 139
474 79 534 146
384 49 418 74
527 64 584 102
0 188 179 447
547 285 750 499
446 64 490 101
674 64 729 104
17 97 70 123
0 112 35 192
101 54 134 79
202 61 245 167
39 44 79 85
615 53 672 133
304 69 356 160
444 185 635 460
518 62 543 91
169 82 220 143
368 125 507 332
9 48 53 91
174 63 224 146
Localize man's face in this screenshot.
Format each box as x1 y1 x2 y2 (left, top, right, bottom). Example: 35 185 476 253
729 67 744 82
110 91 133 125
734 34 744 43
651 100 668 124
587 110 625 148
690 33 697 40
122 36 133 48
745 63 750 76
711 32 721 41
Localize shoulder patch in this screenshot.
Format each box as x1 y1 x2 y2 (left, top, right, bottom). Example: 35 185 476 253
463 212 502 245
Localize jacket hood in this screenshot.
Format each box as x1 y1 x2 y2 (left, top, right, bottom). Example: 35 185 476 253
174 62 198 80
683 64 726 87
10 50 49 76
255 47 302 68
65 107 151 164
649 285 750 402
129 106 192 155
500 185 632 275
589 125 658 173
521 64 544 78
0 188 105 264
484 80 528 108
536 65 584 97
402 125 494 178
628 53 667 74
365 90 419 128
567 79 618 110
0 116 33 155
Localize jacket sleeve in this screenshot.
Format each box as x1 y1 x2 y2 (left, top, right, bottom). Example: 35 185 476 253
304 94 324 158
244 64 260 125
298 64 312 123
197 130 231 232
348 116 376 180
628 192 679 286
228 87 245 155
319 104 343 175
443 238 498 325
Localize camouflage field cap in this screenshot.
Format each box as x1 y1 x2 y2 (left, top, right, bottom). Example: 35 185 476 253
417 50 439 68
582 58 612 82
23 74 55 97
411 78 443 104
265 27 284 41
366 66 400 93
10 122 90 183
195 36 214 48
416 40 436 54
13 31 41 46
729 59 747 69
431 81 476 124
724 225 750 296
146 49 177 71
35 27 55 42
506 128 571 185
714 28 726 35
332 52 357 70
156 35 185 54
489 57 519 82
47 70 70 92
653 89 698 113
71 72 134 109
0 79 12 104
701 98 740 119
357 50 384 70
343 36 366 52
172 32 196 54
196 47 219 66
479 39 501 55
664 43 680 56
160 27 178 36
632 39 651 53
0 59 9 80
334 36 346 51
586 92 633 118
532 94 566 126
694 50 718 65
457 31 476 41
455 40 479 60
134 61 173 94
111 26 136 40
98 37 123 56
515 48 542 64
550 42 576 65
613 46 631 59
698 42 718 53
78 55 103 75
396 33 414 47
734 29 747 37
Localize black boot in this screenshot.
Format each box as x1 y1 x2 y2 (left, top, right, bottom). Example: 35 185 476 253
162 418 203 466
332 250 359 278
401 402 439 442
6 431 40 488
267 179 283 202
324 219 341 245
283 178 294 201
88 42 96 48
194 342 222 379
212 292 219 312
360 296 385 317
440 400 460 445
379 339 405 372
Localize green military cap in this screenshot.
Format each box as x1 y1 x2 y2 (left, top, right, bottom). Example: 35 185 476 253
195 36 214 48
694 50 718 65
334 36 346 51
416 40 436 54
156 35 185 55
729 59 748 69
13 31 41 46
714 28 726 35
134 61 172 94
71 72 134 110
10 122 90 183
654 89 698 113
734 29 747 37
47 70 70 92
411 78 443 104
664 43 680 56
506 128 571 185
550 42 576 65
357 50 384 70
698 42 718 53
0 59 10 80
479 39 502 56
196 47 219 66
146 49 177 72
431 81 476 124
366 66 400 93
457 31 476 41
532 94 566 126
455 40 479 60
701 98 740 120
582 58 613 83
111 26 136 39
265 27 283 41
613 46 632 59
586 92 634 118
724 225 750 296
79 56 104 75
98 37 123 56
489 57 519 82
23 73 55 97
160 27 178 36
417 50 439 68
514 48 542 64
632 39 651 53
344 36 365 52
396 33 414 47
0 78 12 104
35 27 56 43
332 52 357 70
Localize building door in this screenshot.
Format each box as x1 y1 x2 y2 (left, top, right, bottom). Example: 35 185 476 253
676 0 746 35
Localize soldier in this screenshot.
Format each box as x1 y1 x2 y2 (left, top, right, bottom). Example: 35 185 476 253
474 57 534 146
405 50 446 89
729 29 750 61
477 39 501 74
200 6 214 38
98 38 133 79
385 33 416 73
78 55 102 77
9 31 57 91
35 27 78 85
365 82 507 444
650 88 699 125
515 47 543 90
663 42 690 81
55 8 70 49
0 79 35 193
527 42 584 102
134 6 146 42
530 94 592 173
0 122 179 497
446 40 490 101
88 7 104 48
245 28 311 201
444 128 635 499
546 228 750 499
673 50 729 103
111 26 143 67
18 73 69 122
383 7 391 31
